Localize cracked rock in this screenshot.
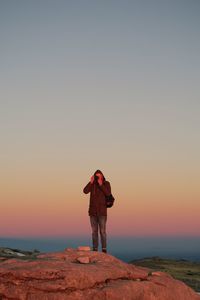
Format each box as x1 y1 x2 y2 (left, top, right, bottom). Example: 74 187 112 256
0 248 199 300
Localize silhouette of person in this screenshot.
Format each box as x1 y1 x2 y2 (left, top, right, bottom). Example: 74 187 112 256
83 169 111 253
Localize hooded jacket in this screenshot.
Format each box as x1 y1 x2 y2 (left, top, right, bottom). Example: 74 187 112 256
83 170 111 216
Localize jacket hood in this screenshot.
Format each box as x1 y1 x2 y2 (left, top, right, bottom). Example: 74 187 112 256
94 169 106 181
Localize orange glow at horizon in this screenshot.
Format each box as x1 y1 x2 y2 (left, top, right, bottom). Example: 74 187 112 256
1 171 200 237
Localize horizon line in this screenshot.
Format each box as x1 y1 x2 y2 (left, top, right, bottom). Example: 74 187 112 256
1 234 200 239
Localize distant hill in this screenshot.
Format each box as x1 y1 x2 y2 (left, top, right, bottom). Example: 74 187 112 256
129 256 200 292
0 247 40 260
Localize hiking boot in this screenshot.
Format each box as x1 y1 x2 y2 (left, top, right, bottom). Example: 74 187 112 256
93 247 98 251
102 248 107 253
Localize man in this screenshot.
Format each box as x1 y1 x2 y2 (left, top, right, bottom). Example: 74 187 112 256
83 169 111 253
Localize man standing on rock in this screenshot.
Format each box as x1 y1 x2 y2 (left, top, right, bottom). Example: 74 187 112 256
83 169 111 253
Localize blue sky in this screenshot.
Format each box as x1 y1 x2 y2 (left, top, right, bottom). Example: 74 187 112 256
0 1 200 237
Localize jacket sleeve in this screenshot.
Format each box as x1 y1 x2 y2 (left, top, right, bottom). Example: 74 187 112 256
83 182 92 194
98 181 111 196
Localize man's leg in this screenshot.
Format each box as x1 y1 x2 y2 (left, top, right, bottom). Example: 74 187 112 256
89 216 99 250
98 216 107 252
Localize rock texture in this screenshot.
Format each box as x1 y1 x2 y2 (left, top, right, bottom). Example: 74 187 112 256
0 248 200 300
77 246 90 251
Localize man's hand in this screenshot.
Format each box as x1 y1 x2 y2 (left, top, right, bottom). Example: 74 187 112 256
96 173 103 186
90 175 94 184
98 178 103 186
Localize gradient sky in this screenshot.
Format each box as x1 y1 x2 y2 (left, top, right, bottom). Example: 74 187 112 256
1 0 200 237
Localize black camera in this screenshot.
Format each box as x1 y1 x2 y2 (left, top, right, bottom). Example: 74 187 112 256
94 175 99 181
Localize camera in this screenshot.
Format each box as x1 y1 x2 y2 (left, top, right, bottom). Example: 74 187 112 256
94 175 99 181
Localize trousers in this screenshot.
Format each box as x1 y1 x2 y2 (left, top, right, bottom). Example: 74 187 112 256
89 215 107 249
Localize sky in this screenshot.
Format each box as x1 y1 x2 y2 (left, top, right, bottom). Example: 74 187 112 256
0 0 200 237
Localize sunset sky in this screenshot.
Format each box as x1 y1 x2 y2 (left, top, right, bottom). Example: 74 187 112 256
1 0 200 237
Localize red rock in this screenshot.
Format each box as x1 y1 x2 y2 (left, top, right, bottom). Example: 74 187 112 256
0 249 199 300
77 246 90 251
151 271 162 276
76 256 90 264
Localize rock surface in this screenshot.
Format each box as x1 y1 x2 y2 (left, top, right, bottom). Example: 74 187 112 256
76 256 90 264
77 246 90 251
0 248 200 300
